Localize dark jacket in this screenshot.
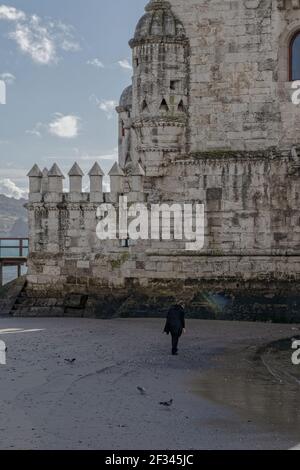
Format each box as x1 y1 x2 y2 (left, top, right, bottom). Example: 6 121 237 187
164 304 185 336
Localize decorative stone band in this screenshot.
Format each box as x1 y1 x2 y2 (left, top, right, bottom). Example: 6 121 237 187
129 36 189 48
26 202 104 211
277 0 300 9
133 119 187 128
136 146 181 153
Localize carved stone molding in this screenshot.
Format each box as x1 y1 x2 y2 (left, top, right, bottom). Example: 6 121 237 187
277 0 300 10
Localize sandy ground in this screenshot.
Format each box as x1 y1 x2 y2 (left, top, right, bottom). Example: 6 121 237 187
0 317 299 450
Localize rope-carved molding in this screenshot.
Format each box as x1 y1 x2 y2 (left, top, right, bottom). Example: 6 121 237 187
277 0 300 9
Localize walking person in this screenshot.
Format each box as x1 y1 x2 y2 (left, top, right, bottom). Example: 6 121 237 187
164 301 186 355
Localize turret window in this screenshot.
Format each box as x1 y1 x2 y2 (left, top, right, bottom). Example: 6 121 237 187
170 80 180 91
142 99 149 112
159 99 169 112
178 100 185 112
290 31 300 81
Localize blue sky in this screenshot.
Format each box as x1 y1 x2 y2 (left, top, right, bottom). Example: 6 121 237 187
0 0 145 197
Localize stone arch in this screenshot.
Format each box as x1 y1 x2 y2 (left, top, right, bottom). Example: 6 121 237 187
159 98 169 112
141 99 149 112
289 30 300 80
278 20 300 83
177 99 185 112
125 153 132 166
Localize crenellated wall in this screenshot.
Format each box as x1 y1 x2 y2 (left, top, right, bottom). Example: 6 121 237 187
25 146 300 300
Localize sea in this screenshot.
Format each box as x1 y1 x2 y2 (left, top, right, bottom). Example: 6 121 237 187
0 243 28 286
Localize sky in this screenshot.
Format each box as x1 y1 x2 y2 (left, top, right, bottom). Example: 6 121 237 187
0 0 145 198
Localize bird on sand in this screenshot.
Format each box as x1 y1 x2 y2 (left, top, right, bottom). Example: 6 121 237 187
137 386 147 395
159 399 173 407
64 358 76 364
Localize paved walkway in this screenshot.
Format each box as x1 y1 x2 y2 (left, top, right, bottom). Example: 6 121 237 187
0 317 299 450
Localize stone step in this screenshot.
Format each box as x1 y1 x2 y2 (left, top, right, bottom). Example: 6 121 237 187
0 277 26 316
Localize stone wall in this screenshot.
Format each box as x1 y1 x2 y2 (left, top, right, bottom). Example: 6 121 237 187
26 147 300 297
167 0 300 151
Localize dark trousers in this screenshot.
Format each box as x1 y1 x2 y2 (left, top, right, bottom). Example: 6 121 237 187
171 333 181 354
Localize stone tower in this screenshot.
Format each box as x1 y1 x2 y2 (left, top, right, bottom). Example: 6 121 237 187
23 0 300 320
117 0 189 176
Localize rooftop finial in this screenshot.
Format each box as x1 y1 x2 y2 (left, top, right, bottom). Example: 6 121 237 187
145 0 171 12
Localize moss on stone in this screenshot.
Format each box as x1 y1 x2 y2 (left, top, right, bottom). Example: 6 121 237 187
110 252 130 270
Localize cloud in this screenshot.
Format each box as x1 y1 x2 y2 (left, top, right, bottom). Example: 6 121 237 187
118 59 133 71
0 5 25 21
87 58 104 69
10 17 56 65
0 4 80 64
0 72 15 84
0 178 27 199
26 115 81 139
98 100 118 119
90 95 117 120
26 122 43 138
90 94 118 119
48 114 80 139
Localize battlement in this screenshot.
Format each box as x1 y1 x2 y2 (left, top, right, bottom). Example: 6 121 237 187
27 161 146 205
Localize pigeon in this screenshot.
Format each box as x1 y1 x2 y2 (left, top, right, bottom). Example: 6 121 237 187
137 386 147 395
159 399 173 407
64 358 76 364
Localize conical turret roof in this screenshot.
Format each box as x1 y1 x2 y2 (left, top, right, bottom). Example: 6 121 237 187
108 162 125 176
130 0 186 47
48 163 65 178
68 162 84 177
88 162 104 176
27 164 42 178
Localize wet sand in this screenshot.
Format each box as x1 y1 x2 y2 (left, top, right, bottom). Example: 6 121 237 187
192 333 300 442
0 317 299 450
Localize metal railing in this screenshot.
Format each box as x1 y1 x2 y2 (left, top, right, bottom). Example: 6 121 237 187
0 238 29 286
0 238 29 259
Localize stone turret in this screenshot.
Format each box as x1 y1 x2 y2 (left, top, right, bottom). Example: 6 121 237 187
68 162 84 193
27 164 43 198
89 162 104 202
128 0 189 172
68 162 84 203
41 168 49 194
48 163 65 193
109 162 125 195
